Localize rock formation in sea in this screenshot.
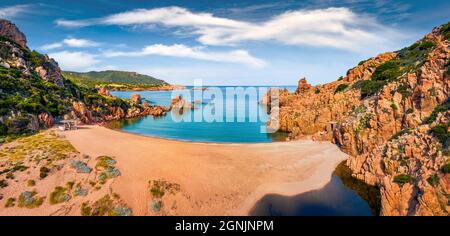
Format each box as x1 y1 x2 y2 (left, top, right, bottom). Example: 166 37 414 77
266 22 450 215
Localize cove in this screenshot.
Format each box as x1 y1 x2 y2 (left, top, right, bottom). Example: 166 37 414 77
109 86 295 143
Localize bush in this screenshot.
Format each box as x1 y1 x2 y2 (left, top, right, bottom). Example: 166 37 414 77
337 76 344 81
359 80 386 98
334 84 349 94
427 174 440 187
49 186 71 205
441 163 450 174
371 60 401 82
393 174 415 185
39 166 50 179
426 99 449 124
315 89 320 94
430 124 449 144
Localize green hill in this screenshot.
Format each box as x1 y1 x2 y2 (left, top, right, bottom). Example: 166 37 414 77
63 70 169 90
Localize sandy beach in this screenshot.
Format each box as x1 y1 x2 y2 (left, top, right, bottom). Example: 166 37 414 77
63 125 347 215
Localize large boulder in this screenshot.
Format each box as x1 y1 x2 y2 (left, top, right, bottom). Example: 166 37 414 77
0 19 27 49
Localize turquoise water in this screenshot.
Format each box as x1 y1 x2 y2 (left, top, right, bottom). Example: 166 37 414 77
110 86 296 143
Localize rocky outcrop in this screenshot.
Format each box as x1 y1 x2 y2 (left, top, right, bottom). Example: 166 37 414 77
131 94 142 105
0 19 27 49
98 87 112 97
38 112 54 128
72 102 93 124
295 78 312 94
35 55 64 87
268 23 450 215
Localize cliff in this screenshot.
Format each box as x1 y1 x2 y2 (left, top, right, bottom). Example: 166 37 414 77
268 22 450 215
0 19 167 139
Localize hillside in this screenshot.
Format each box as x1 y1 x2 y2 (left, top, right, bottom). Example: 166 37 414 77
0 19 168 140
265 22 450 215
63 70 169 90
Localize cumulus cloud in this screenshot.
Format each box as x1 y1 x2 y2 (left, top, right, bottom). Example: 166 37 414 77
48 51 100 71
0 4 30 18
41 37 100 50
55 6 399 51
103 44 266 68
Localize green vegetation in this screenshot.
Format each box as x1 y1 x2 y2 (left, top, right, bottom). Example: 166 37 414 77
334 83 349 94
18 191 44 208
430 124 449 145
80 194 131 216
95 156 120 184
0 179 7 188
426 99 450 124
427 174 440 187
389 128 413 141
63 70 168 90
393 174 415 185
315 89 320 94
148 179 181 199
39 167 50 179
390 103 398 111
438 21 450 41
27 179 36 187
5 197 15 207
442 163 450 174
353 32 439 99
49 186 71 205
337 76 344 81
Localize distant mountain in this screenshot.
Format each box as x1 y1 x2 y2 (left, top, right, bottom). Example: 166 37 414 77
63 70 169 90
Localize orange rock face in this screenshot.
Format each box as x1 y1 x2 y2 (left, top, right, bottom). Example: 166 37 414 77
268 26 450 215
98 87 112 97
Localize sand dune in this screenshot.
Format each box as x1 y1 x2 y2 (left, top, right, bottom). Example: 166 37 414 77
65 125 347 215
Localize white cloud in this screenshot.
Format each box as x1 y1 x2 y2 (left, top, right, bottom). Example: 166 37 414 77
48 51 100 71
103 44 266 68
63 38 99 47
55 6 399 51
40 42 64 50
0 4 30 19
40 37 100 50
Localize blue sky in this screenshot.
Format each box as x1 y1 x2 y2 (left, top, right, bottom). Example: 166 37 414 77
1 1 449 85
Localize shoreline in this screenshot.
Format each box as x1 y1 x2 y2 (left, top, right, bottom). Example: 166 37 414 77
64 125 347 215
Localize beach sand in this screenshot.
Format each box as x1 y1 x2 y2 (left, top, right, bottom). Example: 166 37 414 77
64 125 347 216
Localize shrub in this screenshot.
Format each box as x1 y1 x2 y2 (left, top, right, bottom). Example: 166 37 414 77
389 128 413 141
430 124 449 144
439 21 450 40
390 103 398 111
5 197 15 207
406 108 414 114
39 166 50 179
27 179 35 187
18 191 44 208
0 179 8 188
394 174 415 185
397 83 411 99
315 89 320 94
334 84 349 94
442 163 450 174
426 99 449 124
427 174 440 187
359 80 385 98
49 186 71 205
337 76 344 81
372 60 401 82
